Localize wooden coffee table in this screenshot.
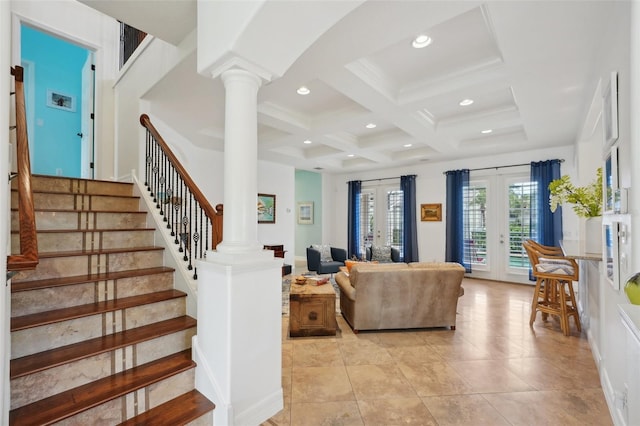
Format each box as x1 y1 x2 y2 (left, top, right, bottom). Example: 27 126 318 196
289 281 337 337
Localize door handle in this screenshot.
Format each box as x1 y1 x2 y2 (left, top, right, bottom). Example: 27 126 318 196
77 132 83 138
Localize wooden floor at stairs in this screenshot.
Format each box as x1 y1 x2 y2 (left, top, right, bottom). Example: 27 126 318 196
9 175 214 425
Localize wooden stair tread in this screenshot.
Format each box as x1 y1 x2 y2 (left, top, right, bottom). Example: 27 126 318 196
11 266 174 291
9 350 194 426
12 208 147 214
35 246 164 259
32 173 135 185
11 227 155 235
11 289 186 331
117 389 214 426
11 188 139 198
11 316 196 379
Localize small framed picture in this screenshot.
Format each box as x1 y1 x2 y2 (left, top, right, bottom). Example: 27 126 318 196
603 71 618 150
297 202 314 225
46 90 75 112
420 203 442 222
257 193 276 223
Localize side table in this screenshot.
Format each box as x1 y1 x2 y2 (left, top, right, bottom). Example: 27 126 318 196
289 282 337 337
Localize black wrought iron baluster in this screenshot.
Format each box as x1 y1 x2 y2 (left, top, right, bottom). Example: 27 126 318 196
152 139 159 202
145 130 151 190
185 191 192 268
192 197 199 278
178 179 185 251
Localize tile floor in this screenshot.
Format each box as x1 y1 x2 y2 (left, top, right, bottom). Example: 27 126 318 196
266 277 612 425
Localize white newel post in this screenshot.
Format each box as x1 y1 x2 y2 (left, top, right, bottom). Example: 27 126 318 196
193 68 283 425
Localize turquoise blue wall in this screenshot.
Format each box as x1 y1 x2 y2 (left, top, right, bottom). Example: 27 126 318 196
295 170 322 256
21 25 88 177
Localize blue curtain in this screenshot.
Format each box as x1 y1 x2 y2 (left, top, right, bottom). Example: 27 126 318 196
401 175 418 262
347 180 361 259
530 160 563 280
530 160 563 246
445 169 471 272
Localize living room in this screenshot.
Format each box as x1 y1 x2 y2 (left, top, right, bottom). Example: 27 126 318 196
2 0 638 424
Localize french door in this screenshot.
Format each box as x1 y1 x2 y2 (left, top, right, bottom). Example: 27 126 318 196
464 172 536 284
359 184 404 259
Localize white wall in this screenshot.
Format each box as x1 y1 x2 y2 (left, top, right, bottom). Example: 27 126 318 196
10 0 119 180
1 1 11 422
327 145 576 263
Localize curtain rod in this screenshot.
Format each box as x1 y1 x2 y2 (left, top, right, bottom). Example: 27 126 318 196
348 175 415 183
442 159 564 174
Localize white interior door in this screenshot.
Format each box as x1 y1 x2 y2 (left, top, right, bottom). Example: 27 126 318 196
80 53 95 179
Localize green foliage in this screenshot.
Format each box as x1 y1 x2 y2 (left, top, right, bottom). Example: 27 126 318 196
548 168 602 218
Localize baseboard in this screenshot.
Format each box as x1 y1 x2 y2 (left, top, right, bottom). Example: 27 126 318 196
234 387 284 426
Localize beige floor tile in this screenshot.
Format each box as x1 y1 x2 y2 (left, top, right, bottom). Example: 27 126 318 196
421 394 511 426
385 344 443 365
483 388 613 425
292 340 344 368
337 338 394 366
397 362 473 397
291 366 355 403
358 397 437 425
269 278 612 425
347 365 417 400
290 401 363 426
448 359 534 393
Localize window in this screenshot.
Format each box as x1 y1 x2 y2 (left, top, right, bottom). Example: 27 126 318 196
463 183 487 266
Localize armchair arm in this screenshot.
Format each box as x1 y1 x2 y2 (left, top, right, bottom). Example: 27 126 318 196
391 247 401 262
331 247 347 263
306 247 321 271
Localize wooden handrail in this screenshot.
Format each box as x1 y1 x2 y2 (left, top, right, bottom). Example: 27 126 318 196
8 66 39 271
139 114 223 249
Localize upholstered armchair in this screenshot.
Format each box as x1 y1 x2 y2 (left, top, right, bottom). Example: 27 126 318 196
306 245 347 274
366 245 401 263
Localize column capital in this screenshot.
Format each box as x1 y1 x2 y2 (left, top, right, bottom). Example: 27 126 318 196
210 56 272 84
220 68 263 90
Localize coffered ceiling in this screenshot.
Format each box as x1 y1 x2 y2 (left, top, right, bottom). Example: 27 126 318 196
107 0 616 173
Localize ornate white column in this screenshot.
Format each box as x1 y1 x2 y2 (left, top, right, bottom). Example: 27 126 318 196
216 68 263 256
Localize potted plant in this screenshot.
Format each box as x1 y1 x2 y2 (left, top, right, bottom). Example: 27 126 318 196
548 168 603 252
549 167 603 218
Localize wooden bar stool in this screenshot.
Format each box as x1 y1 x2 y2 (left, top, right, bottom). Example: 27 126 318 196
523 241 581 336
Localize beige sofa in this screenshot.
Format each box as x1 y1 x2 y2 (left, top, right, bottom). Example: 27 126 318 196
335 262 465 332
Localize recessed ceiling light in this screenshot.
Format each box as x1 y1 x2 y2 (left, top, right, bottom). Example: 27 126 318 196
459 99 474 106
481 129 493 134
412 34 432 49
347 154 355 157
365 123 377 129
303 139 312 144
403 143 412 148
297 86 310 95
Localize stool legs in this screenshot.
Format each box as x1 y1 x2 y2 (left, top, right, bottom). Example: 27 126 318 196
530 278 581 336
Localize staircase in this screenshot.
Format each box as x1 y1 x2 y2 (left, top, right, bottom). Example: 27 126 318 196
9 175 214 425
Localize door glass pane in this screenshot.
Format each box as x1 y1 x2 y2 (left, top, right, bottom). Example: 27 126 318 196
387 190 404 258
508 181 536 269
359 190 375 257
464 183 487 266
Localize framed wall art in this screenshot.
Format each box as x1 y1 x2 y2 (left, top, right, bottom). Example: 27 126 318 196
297 202 314 225
420 203 442 222
257 193 276 223
603 71 618 150
46 89 76 112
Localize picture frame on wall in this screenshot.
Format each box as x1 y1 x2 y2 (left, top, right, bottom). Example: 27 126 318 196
420 203 442 222
257 193 276 223
46 89 76 112
603 71 618 150
297 202 314 225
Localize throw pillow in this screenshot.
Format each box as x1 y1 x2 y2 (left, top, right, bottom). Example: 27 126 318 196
312 244 333 262
370 245 393 263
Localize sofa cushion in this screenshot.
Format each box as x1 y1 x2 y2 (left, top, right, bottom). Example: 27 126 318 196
370 245 393 262
350 262 407 288
312 244 332 262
